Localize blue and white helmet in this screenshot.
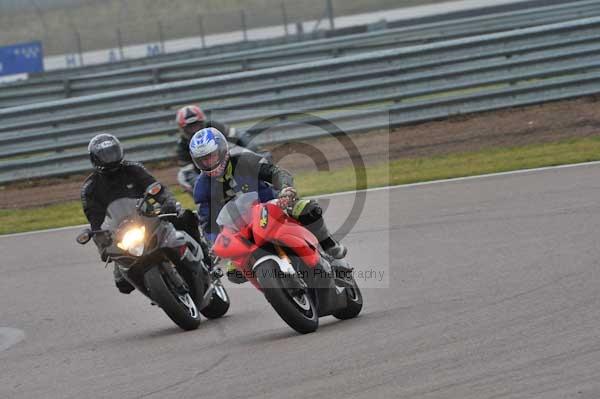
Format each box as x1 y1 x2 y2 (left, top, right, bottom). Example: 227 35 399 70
189 127 230 176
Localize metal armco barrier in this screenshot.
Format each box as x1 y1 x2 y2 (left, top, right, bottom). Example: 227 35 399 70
2 16 600 184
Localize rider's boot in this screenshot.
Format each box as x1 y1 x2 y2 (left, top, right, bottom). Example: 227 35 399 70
226 261 248 284
175 209 215 271
322 240 348 260
197 235 215 271
293 200 348 259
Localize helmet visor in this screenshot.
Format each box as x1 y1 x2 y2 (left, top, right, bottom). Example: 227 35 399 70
95 142 123 165
194 152 223 171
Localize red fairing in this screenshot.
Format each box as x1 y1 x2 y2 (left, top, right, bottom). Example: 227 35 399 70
212 227 257 268
251 202 321 267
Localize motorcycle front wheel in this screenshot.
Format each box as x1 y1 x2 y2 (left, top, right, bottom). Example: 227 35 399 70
200 280 230 319
144 266 201 331
256 260 318 334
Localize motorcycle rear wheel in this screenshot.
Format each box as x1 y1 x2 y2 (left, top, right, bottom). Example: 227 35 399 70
256 260 318 334
144 266 201 331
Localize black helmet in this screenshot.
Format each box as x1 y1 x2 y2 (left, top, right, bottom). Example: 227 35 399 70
88 134 124 173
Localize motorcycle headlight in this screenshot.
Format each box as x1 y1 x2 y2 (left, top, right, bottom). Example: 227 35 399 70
117 226 146 256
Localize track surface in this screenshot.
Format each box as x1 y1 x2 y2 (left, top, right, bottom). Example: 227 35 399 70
2 164 600 398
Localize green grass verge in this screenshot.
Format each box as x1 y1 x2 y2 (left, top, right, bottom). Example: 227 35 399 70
2 136 600 235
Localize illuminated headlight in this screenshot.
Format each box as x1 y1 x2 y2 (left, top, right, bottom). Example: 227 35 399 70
117 226 146 256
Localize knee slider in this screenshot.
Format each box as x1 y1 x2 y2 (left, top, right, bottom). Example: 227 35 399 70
305 200 322 217
298 200 323 224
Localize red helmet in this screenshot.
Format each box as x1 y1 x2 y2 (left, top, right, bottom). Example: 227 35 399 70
176 105 207 137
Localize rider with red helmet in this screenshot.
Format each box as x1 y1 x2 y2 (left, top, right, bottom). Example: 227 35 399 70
175 104 247 193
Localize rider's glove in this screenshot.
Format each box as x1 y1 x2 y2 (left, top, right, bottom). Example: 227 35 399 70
177 164 198 193
161 200 181 215
277 186 297 211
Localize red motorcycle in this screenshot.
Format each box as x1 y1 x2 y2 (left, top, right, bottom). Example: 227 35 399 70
212 192 362 334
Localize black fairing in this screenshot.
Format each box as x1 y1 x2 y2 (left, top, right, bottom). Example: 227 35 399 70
298 257 347 318
101 206 205 303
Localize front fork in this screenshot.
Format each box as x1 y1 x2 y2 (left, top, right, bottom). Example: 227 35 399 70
169 232 226 309
274 245 308 296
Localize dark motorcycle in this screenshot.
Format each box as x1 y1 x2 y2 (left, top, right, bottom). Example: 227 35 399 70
76 182 229 331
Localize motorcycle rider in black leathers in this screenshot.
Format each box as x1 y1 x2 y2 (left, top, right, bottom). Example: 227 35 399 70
175 104 243 194
80 133 207 294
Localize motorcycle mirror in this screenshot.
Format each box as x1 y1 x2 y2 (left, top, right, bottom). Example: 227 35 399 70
146 182 162 197
76 229 92 245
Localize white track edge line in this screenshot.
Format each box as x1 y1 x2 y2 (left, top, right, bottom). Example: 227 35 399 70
3 160 600 238
308 160 600 198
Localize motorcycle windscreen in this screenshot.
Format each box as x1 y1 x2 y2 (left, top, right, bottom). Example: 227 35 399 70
216 192 259 232
101 198 139 231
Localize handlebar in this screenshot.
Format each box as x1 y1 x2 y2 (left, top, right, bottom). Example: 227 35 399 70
158 213 179 219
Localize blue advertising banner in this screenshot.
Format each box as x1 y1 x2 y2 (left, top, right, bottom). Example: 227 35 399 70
0 41 44 77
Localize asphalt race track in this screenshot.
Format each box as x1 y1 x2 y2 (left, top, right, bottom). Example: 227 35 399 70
2 163 600 398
